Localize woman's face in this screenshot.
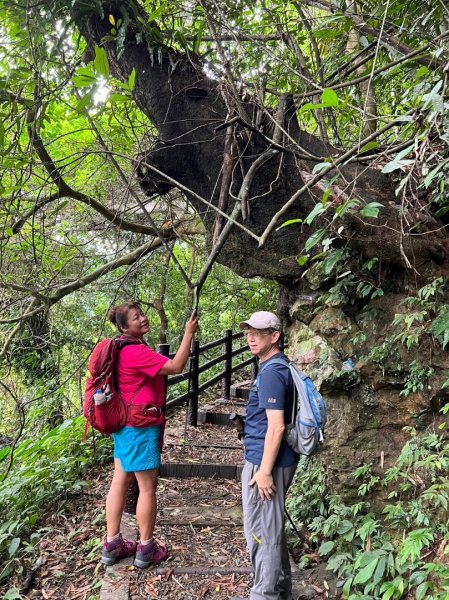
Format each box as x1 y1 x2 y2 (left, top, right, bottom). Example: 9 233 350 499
123 307 150 339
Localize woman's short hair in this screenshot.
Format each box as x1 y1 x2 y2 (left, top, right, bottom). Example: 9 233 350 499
108 302 142 333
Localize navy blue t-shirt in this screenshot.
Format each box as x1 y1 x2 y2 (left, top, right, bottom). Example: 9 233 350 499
243 353 299 468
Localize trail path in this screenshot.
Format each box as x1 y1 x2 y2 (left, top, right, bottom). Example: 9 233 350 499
25 393 338 599
99 396 336 599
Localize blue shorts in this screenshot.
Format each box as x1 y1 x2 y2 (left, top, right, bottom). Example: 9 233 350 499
113 426 161 472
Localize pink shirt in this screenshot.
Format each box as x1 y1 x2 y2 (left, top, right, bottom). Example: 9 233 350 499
116 344 169 413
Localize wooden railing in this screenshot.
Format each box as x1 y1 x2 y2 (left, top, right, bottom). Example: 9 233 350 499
157 330 256 425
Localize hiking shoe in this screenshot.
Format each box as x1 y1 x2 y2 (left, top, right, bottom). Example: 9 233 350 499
101 534 137 566
134 538 169 568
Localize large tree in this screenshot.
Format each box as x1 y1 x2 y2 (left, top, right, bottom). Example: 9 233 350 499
1 0 447 325
1 0 449 478
69 0 449 287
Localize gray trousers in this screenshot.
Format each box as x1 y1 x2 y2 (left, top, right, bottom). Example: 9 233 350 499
242 460 297 600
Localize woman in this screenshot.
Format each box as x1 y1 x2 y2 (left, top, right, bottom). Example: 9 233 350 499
100 301 198 568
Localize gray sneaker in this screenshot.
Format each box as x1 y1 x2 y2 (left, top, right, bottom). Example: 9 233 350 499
134 538 169 568
101 534 137 566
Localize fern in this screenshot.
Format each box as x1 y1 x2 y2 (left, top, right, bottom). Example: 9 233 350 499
429 305 449 348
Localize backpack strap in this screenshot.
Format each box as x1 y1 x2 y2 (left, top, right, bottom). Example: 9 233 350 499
259 359 309 425
255 356 290 389
255 356 296 424
113 336 149 407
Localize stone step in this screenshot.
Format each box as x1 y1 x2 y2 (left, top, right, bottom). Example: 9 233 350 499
230 380 252 400
160 461 243 479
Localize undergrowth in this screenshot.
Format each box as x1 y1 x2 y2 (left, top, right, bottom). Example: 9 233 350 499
287 416 449 600
0 417 111 591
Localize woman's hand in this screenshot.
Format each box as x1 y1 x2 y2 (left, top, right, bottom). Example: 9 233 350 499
158 310 199 375
185 310 199 336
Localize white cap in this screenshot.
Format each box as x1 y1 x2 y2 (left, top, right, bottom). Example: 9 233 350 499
239 311 281 331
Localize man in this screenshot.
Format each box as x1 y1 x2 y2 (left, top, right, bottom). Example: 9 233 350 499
233 311 299 600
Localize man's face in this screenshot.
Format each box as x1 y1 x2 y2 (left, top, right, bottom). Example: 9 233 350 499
244 328 278 357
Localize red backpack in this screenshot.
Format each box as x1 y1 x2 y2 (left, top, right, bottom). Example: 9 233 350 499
83 336 139 438
83 335 166 440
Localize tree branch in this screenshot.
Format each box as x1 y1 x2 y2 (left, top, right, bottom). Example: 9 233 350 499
258 110 417 246
25 106 161 236
0 298 41 359
297 30 449 100
48 225 190 304
301 0 447 69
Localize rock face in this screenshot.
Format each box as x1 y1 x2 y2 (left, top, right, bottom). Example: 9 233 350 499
286 293 449 503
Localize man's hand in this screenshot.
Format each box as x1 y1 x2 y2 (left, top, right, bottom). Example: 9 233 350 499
249 470 277 501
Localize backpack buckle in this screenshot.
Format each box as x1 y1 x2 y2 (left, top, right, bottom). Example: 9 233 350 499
142 406 161 416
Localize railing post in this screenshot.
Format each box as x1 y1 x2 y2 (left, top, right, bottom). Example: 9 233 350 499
123 342 170 516
187 339 200 426
222 329 232 400
157 342 171 357
157 343 170 396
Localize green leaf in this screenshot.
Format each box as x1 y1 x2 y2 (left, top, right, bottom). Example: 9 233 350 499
382 158 414 173
416 582 430 600
305 203 326 225
3 588 22 600
110 93 130 103
323 250 344 274
297 255 309 266
93 46 109 78
359 141 379 153
372 556 387 587
321 88 340 107
312 162 331 174
0 447 11 462
72 74 96 88
415 66 429 79
128 68 136 91
8 537 20 557
360 202 384 218
429 305 449 348
334 198 360 218
423 161 448 187
422 80 443 111
354 557 380 585
381 587 396 600
319 540 335 555
75 91 95 113
343 578 353 596
276 218 303 230
299 101 321 113
337 520 354 534
305 228 326 253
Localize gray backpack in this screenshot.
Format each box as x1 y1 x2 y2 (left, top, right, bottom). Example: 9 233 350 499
256 357 327 456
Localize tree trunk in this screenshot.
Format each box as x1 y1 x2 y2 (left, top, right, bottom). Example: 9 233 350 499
74 1 449 291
